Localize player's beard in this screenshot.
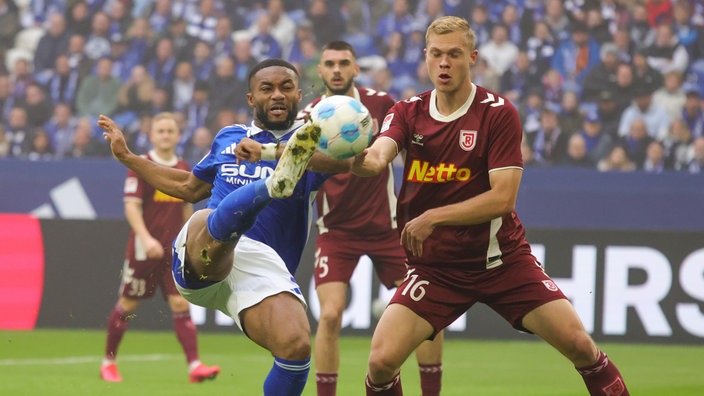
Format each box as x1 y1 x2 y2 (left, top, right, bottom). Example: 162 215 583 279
255 103 298 131
325 78 354 96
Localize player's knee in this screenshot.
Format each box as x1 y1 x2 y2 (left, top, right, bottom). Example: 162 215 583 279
168 295 190 312
276 331 311 360
118 297 139 312
562 331 598 365
318 305 344 329
367 348 398 379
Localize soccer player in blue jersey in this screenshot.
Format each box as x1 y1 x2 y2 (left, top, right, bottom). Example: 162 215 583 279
99 59 343 396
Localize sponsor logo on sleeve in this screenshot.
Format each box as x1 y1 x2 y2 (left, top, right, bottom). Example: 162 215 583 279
124 177 138 194
380 113 394 133
542 280 559 292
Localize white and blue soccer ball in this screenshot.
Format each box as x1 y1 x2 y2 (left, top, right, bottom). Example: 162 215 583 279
310 95 373 159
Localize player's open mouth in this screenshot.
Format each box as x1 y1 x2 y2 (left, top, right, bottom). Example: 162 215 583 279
270 104 288 116
438 73 451 83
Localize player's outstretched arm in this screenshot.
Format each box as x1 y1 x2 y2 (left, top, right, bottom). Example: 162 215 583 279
351 136 397 177
98 115 212 203
308 152 353 173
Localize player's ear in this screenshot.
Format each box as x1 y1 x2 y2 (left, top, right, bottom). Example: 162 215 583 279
468 49 479 66
246 92 254 107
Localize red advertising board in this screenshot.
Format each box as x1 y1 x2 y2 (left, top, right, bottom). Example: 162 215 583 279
0 214 44 329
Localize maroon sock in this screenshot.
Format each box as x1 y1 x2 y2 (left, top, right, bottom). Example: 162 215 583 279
365 373 403 396
105 304 130 360
418 364 442 396
576 351 629 396
173 311 199 364
316 372 338 396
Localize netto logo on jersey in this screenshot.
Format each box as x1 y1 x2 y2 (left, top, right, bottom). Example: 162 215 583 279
406 159 471 183
153 190 183 203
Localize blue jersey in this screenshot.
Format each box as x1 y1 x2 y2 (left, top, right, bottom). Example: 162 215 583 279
193 122 329 274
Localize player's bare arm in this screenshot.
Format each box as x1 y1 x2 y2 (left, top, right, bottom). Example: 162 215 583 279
351 136 397 177
307 151 352 173
124 200 164 259
98 115 212 203
402 167 523 255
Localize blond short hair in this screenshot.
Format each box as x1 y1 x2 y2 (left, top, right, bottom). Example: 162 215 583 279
153 112 176 123
425 16 476 51
151 112 180 132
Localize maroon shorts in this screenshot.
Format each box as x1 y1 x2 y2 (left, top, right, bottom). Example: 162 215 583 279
389 253 567 337
118 255 179 300
314 231 407 289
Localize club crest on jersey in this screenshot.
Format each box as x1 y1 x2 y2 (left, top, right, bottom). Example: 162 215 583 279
542 280 559 292
459 130 477 151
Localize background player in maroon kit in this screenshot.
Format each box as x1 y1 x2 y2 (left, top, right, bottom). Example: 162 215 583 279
100 112 220 383
298 40 443 396
353 17 629 396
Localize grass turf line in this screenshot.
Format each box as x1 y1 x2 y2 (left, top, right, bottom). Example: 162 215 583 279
1 329 702 395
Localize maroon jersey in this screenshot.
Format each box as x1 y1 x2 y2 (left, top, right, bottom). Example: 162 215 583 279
380 84 532 269
301 87 398 236
123 151 191 259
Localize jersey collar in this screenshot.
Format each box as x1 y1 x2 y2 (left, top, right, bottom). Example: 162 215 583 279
321 87 361 102
429 83 477 122
248 119 305 140
148 149 179 167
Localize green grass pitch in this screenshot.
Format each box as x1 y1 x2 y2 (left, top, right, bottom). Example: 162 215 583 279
1 329 702 395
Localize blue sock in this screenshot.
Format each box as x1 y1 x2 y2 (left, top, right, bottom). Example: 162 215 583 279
263 356 311 396
206 179 271 242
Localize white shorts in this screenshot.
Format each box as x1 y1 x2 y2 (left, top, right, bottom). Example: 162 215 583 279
172 217 306 330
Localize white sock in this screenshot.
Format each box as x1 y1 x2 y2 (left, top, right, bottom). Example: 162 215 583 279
189 360 202 372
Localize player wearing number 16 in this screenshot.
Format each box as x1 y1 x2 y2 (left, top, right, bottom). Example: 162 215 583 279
353 17 629 396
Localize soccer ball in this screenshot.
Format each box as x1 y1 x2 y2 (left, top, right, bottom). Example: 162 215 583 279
310 95 373 159
371 298 389 320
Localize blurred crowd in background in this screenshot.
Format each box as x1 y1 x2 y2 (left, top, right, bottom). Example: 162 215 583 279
0 0 703 173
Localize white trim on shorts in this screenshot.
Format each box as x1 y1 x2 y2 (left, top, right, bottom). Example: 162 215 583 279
173 218 306 330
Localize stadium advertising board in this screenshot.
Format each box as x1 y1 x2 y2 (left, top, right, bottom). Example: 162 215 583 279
20 219 704 344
